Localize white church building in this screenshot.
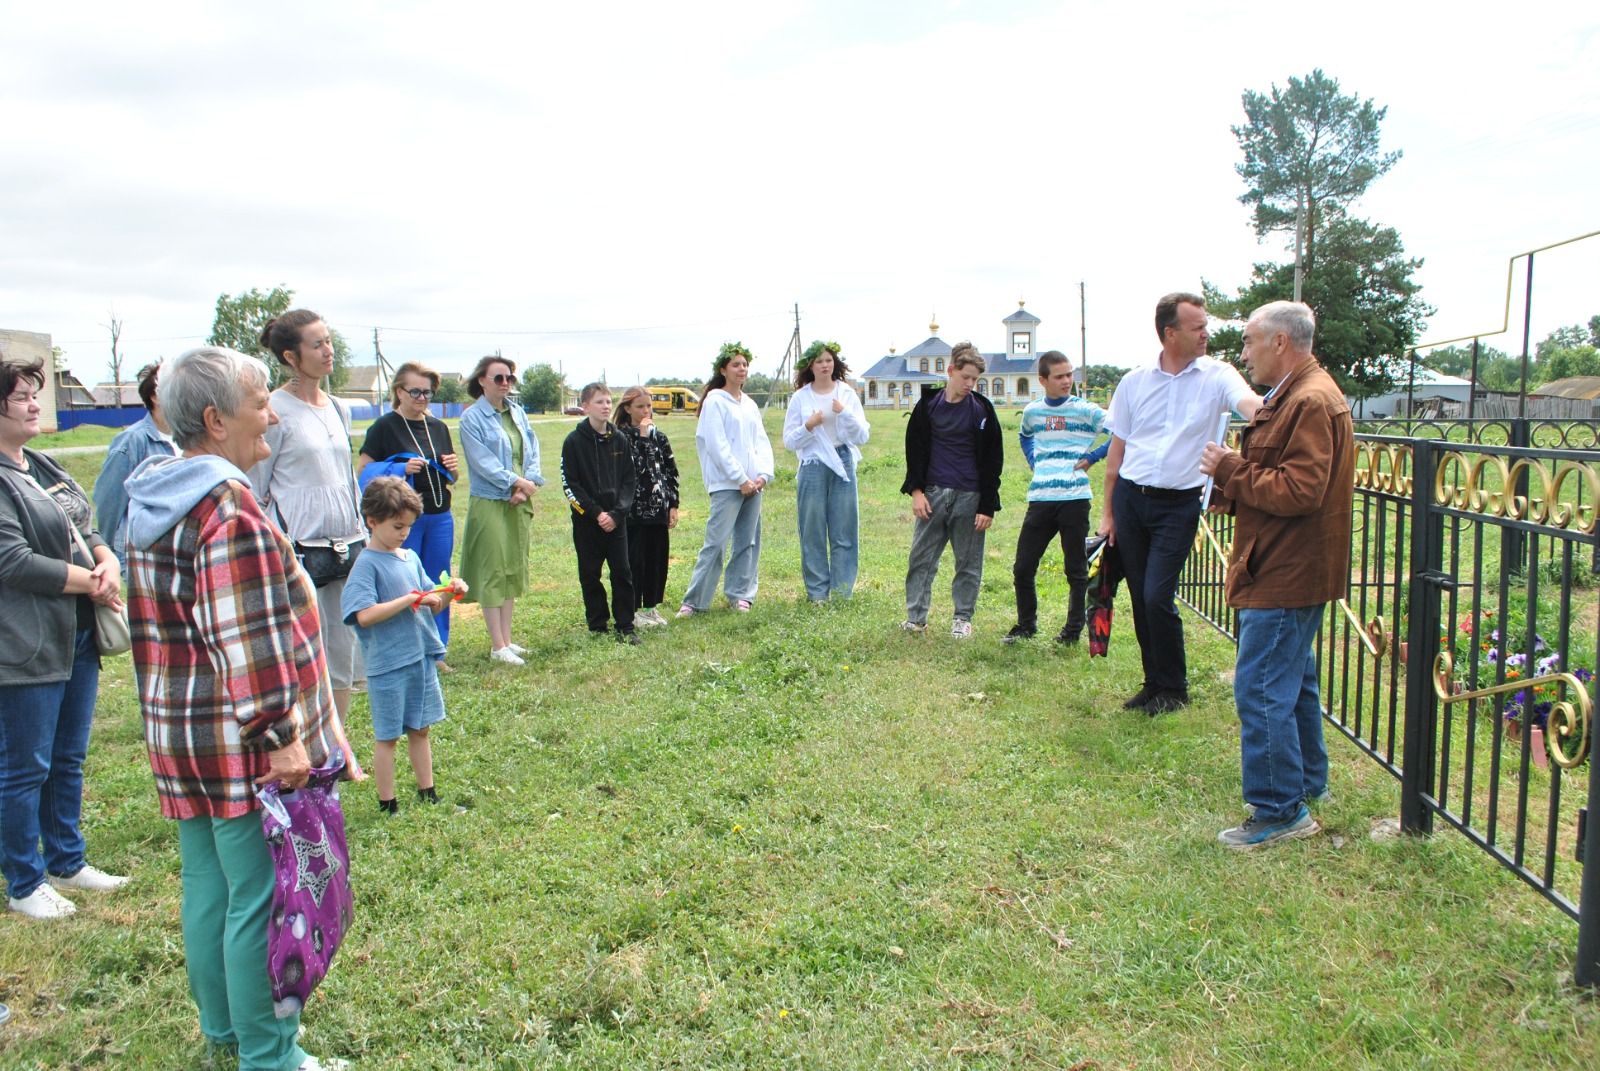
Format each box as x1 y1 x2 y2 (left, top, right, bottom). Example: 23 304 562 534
855 301 1079 408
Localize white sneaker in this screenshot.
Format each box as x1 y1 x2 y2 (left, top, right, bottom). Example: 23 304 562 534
9 884 77 919
643 608 668 627
951 619 973 639
899 620 927 634
297 1057 351 1071
506 643 529 656
48 864 129 893
490 647 525 666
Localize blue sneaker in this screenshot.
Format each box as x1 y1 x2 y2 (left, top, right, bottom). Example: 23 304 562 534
1217 804 1320 850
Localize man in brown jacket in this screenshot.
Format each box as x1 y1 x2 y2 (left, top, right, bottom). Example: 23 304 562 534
1200 301 1354 849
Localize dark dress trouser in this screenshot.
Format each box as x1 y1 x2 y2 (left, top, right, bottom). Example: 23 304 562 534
1112 480 1201 693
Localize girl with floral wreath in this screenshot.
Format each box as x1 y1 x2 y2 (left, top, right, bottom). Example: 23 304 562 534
677 343 774 616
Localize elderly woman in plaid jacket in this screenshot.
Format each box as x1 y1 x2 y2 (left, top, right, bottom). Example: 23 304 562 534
125 346 350 1071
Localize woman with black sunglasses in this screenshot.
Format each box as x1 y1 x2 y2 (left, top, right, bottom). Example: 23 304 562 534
458 356 543 665
356 362 460 664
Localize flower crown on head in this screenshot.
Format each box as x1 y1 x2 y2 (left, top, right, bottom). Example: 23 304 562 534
715 342 753 372
799 340 841 369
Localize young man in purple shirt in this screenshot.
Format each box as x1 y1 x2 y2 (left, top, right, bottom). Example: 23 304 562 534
899 342 1004 638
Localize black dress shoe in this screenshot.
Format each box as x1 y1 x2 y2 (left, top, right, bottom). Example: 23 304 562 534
1143 690 1190 716
1122 686 1156 710
1054 626 1081 645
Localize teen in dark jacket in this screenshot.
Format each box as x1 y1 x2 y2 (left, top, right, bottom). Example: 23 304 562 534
561 384 639 642
899 344 1004 638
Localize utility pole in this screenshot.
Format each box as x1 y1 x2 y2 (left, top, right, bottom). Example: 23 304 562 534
1078 281 1088 387
1292 192 1305 302
372 328 394 413
768 302 802 411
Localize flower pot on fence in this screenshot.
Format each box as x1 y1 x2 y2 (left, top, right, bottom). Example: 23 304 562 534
1531 726 1548 769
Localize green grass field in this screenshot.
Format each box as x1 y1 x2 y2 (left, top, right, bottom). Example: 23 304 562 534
4 410 1598 1070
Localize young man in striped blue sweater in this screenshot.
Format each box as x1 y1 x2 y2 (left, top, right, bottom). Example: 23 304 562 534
1006 350 1108 645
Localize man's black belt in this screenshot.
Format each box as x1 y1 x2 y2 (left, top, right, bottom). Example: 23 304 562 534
1122 479 1202 500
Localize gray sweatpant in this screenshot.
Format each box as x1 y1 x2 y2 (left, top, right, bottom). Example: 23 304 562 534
904 485 986 624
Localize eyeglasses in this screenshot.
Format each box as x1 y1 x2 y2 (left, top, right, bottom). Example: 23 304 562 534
403 388 435 400
490 373 517 385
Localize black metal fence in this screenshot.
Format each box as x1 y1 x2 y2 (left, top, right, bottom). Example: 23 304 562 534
1179 420 1600 987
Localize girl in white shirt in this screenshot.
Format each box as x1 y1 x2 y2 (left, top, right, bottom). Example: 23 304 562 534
678 344 775 615
781 341 870 601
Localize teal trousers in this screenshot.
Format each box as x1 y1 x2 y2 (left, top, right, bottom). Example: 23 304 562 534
179 814 309 1071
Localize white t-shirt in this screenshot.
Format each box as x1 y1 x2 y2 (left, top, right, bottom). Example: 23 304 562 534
1106 354 1255 490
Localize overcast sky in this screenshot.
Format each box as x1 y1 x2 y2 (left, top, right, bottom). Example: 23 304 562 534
5 0 1597 389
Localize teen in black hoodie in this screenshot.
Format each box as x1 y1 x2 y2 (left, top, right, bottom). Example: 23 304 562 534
561 384 639 642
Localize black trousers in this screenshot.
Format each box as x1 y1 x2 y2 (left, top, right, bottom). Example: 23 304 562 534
572 518 636 633
628 522 670 610
1012 499 1091 633
1111 480 1202 693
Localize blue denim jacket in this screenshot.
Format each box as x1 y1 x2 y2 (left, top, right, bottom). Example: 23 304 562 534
459 397 543 500
92 413 177 566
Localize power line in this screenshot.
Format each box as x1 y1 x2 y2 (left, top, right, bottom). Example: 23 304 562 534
340 309 791 338
55 308 791 347
56 333 206 345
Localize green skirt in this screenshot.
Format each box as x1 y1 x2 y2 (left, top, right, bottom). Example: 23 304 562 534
460 496 533 609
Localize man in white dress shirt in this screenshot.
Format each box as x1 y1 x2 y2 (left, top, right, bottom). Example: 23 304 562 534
1099 292 1261 714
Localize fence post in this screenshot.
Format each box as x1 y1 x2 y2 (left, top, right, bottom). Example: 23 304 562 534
1400 439 1444 834
1580 756 1600 988
1505 419 1530 575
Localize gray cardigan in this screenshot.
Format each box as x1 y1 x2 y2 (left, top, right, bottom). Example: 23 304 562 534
0 448 108 685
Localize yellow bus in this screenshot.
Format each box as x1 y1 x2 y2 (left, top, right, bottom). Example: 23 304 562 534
650 386 700 415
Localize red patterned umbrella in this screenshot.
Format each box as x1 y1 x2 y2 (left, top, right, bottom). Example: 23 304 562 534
1085 535 1121 658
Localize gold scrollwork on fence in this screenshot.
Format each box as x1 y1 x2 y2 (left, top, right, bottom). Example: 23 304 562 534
1354 441 1413 496
1431 451 1600 534
1333 600 1387 659
1432 652 1593 768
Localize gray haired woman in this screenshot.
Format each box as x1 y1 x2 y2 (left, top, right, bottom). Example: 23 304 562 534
125 346 349 1071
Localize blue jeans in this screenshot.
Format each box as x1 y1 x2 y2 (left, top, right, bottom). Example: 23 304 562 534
0 628 100 900
1112 480 1201 693
1234 605 1329 823
796 448 859 601
403 510 455 647
682 488 763 609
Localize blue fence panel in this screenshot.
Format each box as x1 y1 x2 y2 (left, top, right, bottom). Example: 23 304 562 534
56 407 145 430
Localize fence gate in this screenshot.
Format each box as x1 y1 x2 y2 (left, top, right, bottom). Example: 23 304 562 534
1179 420 1600 987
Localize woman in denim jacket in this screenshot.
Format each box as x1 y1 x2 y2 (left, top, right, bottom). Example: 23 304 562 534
92 362 176 568
458 356 543 665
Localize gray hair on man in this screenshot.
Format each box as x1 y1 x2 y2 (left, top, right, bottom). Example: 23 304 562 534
1252 301 1316 352
159 346 272 450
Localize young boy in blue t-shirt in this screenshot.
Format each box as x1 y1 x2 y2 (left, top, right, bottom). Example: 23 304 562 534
341 477 467 814
1006 350 1108 645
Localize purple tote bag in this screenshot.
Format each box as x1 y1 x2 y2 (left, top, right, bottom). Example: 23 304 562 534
257 764 355 1018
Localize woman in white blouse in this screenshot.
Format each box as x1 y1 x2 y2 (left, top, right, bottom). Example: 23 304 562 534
249 310 365 722
677 343 774 616
782 341 869 601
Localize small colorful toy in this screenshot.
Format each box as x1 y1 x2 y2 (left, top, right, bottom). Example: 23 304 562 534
410 571 468 610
